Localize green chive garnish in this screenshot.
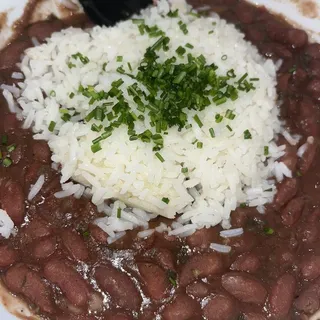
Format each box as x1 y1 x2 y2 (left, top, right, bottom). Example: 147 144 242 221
155 152 165 162
162 197 170 204
3 158 12 167
117 207 122 218
244 129 252 139
193 115 203 128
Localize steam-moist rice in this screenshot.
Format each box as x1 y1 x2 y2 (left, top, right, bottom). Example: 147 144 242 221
14 0 286 232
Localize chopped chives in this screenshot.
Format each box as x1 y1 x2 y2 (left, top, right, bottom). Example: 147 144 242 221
264 146 269 156
59 108 69 114
215 97 227 105
132 18 145 24
264 227 274 235
6 144 16 152
193 115 203 128
50 90 56 97
167 9 179 17
208 30 214 34
209 128 215 138
3 158 12 167
221 54 228 60
240 203 247 208
185 43 194 49
127 62 133 71
91 142 102 153
116 56 123 62
225 109 236 120
102 62 108 71
68 62 76 69
197 141 203 149
117 208 122 218
226 125 232 132
1 135 8 145
238 73 248 84
176 46 186 56
162 197 170 204
244 129 252 139
215 114 223 123
181 167 188 173
173 71 187 84
61 113 71 122
0 151 2 160
289 65 297 74
155 152 165 162
250 78 259 81
69 92 75 99
91 124 102 132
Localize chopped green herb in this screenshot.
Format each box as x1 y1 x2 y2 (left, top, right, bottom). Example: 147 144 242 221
48 121 56 132
127 62 133 71
209 128 215 138
289 65 297 74
82 230 90 238
297 170 302 177
132 18 145 24
215 114 223 123
238 73 248 84
176 46 186 56
117 208 122 218
208 30 214 34
68 62 76 69
244 129 252 140
181 167 188 174
193 115 203 128
264 227 274 235
225 109 236 120
0 151 2 160
117 56 123 62
162 197 170 204
264 146 269 156
71 52 90 64
6 144 16 152
3 158 12 167
226 125 232 132
155 152 165 162
167 9 179 17
102 62 108 71
197 141 203 149
1 135 8 145
61 113 71 122
250 78 259 81
221 54 228 60
69 92 75 99
185 43 194 49
167 270 177 287
50 90 56 97
91 142 102 153
178 21 188 34
240 203 247 208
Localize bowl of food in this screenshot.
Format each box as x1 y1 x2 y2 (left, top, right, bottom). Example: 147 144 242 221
0 0 320 319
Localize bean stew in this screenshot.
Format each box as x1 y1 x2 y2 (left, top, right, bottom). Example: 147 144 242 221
0 1 320 319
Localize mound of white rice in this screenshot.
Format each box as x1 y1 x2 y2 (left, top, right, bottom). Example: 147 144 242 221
6 0 288 234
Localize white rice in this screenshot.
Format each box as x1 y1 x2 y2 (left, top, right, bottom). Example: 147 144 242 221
297 136 314 158
6 0 290 236
282 129 300 146
137 229 155 238
210 243 232 253
11 72 24 80
220 228 243 238
0 209 15 239
28 174 45 201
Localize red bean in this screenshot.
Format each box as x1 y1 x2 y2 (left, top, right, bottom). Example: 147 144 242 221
296 222 319 243
147 248 175 271
28 20 65 43
225 232 257 254
259 43 292 60
95 265 141 311
23 218 52 243
245 28 265 43
10 144 24 165
3 114 20 133
278 138 298 172
32 141 51 164
231 252 260 273
31 236 57 260
294 280 320 314
222 272 267 305
61 228 89 261
277 73 291 92
286 28 308 49
270 247 295 271
273 178 298 209
44 259 90 307
0 245 18 267
203 294 237 320
269 274 296 317
4 264 55 314
307 79 320 100
186 227 219 249
186 281 211 298
304 43 320 59
138 262 170 300
162 294 201 320
300 255 320 280
234 3 255 24
0 178 25 224
0 39 32 69
292 68 308 86
89 224 108 244
281 197 304 226
298 139 317 174
180 253 224 286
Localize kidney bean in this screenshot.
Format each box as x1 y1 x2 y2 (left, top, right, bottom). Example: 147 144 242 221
309 60 320 78
278 138 298 172
61 228 89 261
269 274 296 317
186 281 211 298
298 139 317 174
281 197 304 226
307 79 320 100
245 28 266 43
23 218 52 243
186 227 219 249
243 313 267 320
294 280 320 314
147 248 175 271
277 73 291 92
296 222 319 243
225 232 257 254
3 114 20 133
300 255 320 280
0 245 18 267
222 272 267 305
28 20 65 43
10 144 24 165
260 43 292 60
32 141 51 164
203 294 237 320
297 97 320 137
270 247 295 271
234 2 254 24
0 178 25 224
230 207 256 228
44 259 90 307
31 236 57 260
231 252 260 273
95 265 141 310
162 294 201 320
180 253 224 286
4 264 54 314
0 39 32 69
138 262 169 300
292 68 308 86
286 28 308 49
304 43 320 59
273 178 298 209
89 224 107 243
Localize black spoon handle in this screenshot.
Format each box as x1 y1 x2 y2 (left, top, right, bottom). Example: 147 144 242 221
79 0 153 26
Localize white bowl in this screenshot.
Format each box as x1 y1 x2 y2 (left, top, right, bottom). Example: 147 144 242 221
0 0 319 319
